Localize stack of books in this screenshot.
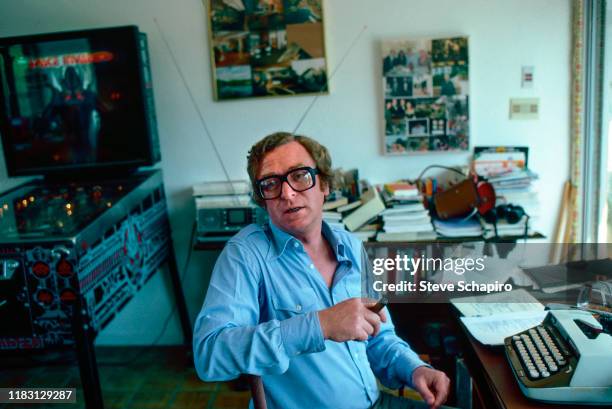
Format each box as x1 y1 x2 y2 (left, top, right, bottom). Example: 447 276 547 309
383 182 419 200
322 194 363 231
380 181 421 206
322 210 345 230
376 182 435 241
377 204 435 241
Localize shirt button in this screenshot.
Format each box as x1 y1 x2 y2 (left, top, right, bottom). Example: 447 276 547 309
309 263 314 269
293 242 299 248
296 304 302 311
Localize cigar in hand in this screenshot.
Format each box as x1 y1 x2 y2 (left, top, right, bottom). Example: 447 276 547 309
368 297 388 313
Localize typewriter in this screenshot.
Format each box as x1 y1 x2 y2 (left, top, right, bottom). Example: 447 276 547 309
505 309 612 405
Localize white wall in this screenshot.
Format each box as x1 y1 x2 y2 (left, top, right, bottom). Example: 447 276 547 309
0 0 571 344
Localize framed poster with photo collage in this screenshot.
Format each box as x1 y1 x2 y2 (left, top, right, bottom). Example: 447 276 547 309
207 0 328 100
382 36 469 154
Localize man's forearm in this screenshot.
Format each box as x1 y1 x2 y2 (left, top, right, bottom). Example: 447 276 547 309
365 312 429 389
193 312 325 381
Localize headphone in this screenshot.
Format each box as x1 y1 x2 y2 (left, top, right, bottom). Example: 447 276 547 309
483 204 529 239
483 204 526 225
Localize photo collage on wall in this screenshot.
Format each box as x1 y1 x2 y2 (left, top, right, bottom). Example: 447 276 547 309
208 0 328 100
382 36 469 154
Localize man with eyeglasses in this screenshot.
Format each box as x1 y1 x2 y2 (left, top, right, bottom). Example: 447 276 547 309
193 132 450 409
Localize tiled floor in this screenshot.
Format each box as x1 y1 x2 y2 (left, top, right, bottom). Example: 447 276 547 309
0 346 250 409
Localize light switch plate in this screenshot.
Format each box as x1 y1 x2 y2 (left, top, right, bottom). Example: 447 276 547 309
522 66 534 88
509 98 539 119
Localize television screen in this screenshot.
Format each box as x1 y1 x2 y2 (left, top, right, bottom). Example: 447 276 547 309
0 26 160 177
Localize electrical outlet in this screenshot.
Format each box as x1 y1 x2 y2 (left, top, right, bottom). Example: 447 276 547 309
509 98 539 120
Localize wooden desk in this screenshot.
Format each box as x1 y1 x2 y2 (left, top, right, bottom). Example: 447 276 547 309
457 313 587 409
389 296 591 409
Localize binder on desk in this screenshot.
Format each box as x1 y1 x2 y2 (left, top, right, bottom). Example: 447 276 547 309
523 258 612 293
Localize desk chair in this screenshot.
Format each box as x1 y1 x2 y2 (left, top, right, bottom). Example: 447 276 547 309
247 374 267 409
245 374 431 409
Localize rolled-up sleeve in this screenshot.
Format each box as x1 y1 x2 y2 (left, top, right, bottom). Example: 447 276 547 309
193 242 325 381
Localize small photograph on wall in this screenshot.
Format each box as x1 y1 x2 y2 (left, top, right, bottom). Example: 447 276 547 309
385 76 413 98
407 118 429 136
208 0 328 100
382 36 469 154
217 65 254 98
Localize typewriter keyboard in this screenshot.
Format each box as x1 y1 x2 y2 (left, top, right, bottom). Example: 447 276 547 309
509 324 571 380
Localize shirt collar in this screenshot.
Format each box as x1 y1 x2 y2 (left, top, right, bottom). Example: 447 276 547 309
267 220 296 259
266 220 350 263
321 221 350 263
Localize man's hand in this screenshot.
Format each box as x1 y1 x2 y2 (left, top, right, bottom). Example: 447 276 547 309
411 366 450 409
318 298 387 342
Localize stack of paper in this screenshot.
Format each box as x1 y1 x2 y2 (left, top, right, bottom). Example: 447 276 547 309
376 200 434 241
460 311 547 346
487 170 540 229
433 217 482 238
452 289 546 346
472 148 540 231
382 207 432 231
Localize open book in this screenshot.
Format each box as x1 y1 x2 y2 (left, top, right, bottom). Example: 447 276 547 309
451 289 547 346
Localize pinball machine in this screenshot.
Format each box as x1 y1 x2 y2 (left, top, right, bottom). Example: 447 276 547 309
0 26 191 408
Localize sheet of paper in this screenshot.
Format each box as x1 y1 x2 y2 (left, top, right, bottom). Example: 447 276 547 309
451 288 544 317
460 310 547 346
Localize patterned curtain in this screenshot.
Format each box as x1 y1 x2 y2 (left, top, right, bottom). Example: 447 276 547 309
568 0 585 243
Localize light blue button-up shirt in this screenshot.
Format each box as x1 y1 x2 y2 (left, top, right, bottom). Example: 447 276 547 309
193 221 427 409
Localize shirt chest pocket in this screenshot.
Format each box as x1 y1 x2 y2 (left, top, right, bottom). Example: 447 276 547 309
271 287 318 318
344 274 362 299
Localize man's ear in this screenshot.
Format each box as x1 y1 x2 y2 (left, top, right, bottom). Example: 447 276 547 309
321 180 329 196
321 180 330 197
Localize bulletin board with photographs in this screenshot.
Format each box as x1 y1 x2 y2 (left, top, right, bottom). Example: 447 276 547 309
207 0 329 100
382 36 469 154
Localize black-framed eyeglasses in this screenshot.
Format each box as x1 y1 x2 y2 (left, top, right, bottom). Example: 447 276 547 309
256 166 319 200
